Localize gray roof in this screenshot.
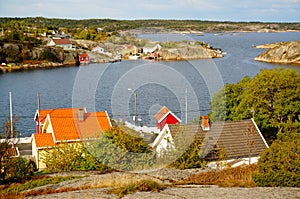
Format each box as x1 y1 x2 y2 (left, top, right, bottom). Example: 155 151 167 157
168 119 268 161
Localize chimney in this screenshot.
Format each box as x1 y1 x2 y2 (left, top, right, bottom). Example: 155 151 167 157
78 108 85 121
201 116 210 131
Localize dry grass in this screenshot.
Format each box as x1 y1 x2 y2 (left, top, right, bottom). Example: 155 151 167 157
179 164 257 187
110 179 166 198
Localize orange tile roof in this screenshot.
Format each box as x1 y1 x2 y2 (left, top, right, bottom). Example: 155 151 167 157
34 133 55 148
76 111 112 139
154 106 170 121
34 108 112 147
38 110 51 123
47 108 81 141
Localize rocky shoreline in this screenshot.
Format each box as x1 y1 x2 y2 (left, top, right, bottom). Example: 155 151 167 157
0 40 223 73
255 40 300 65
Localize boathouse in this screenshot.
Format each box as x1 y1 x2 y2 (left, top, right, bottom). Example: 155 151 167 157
78 53 90 64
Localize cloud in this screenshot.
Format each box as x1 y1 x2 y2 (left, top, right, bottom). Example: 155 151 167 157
0 0 299 21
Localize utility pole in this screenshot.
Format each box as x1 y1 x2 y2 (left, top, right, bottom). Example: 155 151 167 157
37 92 41 133
128 88 137 126
185 88 188 124
9 92 13 138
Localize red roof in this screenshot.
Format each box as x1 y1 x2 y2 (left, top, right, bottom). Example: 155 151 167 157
154 106 181 123
52 39 73 45
79 53 89 57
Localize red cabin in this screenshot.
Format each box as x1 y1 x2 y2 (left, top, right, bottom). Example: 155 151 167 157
154 106 181 130
78 53 90 64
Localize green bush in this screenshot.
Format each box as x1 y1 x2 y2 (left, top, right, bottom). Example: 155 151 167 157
0 157 36 184
39 48 61 62
253 137 300 187
41 142 108 172
89 127 156 171
169 137 206 169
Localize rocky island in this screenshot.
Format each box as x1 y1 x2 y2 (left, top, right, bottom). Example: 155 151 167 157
255 40 300 65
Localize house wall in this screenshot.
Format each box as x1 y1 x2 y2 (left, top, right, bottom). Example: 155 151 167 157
57 44 73 50
47 40 56 46
36 142 84 170
31 137 39 168
155 131 175 156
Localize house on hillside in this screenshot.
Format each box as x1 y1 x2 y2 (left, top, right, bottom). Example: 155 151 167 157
151 118 269 167
92 46 105 54
143 43 161 54
92 46 112 57
47 38 75 50
78 53 90 64
154 106 181 131
122 44 139 56
32 107 112 169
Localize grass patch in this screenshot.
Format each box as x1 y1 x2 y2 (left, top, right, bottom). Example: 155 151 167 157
179 164 257 187
110 179 166 198
0 176 83 199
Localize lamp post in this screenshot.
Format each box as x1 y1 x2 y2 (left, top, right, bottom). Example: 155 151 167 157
128 88 137 126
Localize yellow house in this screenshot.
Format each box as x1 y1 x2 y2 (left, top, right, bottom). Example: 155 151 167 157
31 107 112 169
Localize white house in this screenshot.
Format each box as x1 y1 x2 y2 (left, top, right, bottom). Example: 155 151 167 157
92 46 112 57
47 38 75 50
143 44 162 54
151 119 269 166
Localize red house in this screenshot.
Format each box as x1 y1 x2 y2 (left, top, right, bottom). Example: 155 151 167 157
154 106 181 130
78 53 90 64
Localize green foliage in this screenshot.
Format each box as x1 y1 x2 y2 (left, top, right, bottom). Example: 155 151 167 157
169 137 206 169
1 157 36 183
253 136 300 187
89 127 156 171
210 68 300 142
41 142 108 172
111 179 165 197
0 116 34 184
39 48 61 62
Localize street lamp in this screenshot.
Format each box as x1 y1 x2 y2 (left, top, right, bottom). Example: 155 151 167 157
128 88 137 126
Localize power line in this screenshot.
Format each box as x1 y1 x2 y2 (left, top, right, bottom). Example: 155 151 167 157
0 108 211 119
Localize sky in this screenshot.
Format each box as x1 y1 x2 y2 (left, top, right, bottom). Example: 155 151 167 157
0 0 299 22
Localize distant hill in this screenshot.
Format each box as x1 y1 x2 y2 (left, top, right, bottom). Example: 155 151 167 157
1 17 299 33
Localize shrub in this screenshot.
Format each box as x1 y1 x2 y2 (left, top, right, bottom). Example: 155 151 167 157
168 137 206 170
253 137 300 187
89 127 156 170
41 142 108 172
1 157 36 183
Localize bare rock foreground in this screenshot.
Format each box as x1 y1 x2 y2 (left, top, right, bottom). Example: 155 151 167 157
24 169 300 199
